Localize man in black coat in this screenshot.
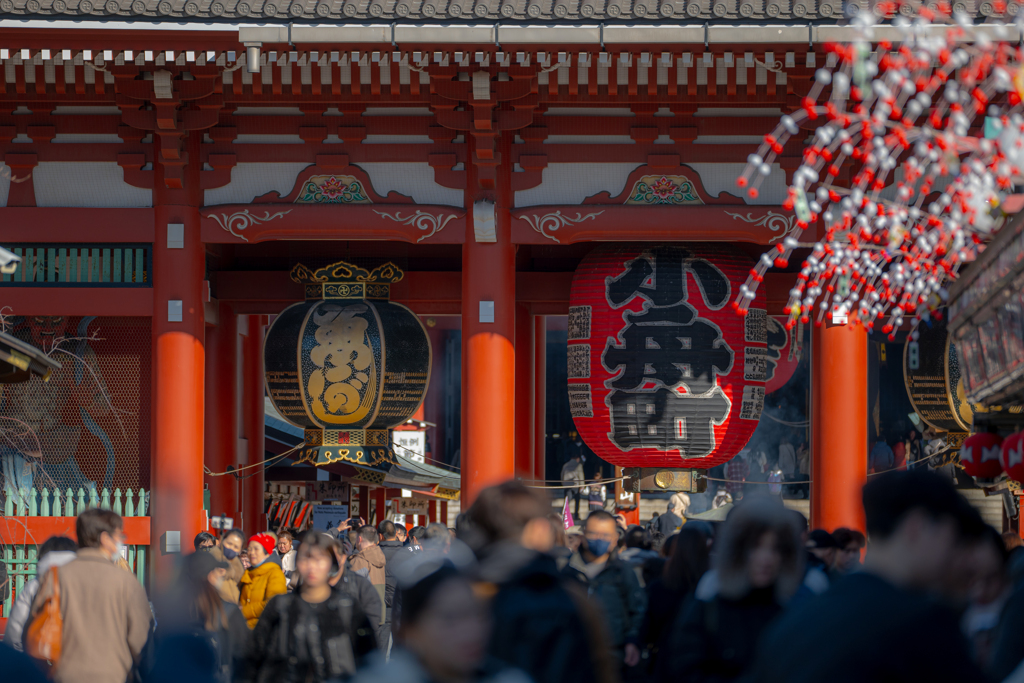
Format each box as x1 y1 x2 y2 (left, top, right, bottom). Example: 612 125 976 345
377 519 415 649
745 470 989 683
464 481 615 683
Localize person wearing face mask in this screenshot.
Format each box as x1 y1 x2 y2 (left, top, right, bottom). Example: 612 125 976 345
657 496 803 683
28 509 152 683
239 533 288 628
352 560 531 683
240 532 378 683
563 509 647 679
209 528 246 604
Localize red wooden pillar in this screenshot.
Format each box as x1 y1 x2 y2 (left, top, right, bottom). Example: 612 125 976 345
514 304 535 478
374 488 386 525
533 315 547 481
440 500 449 527
810 321 868 532
151 133 205 582
241 315 267 534
810 325 823 526
358 485 369 523
428 500 438 523
461 133 516 504
204 302 238 523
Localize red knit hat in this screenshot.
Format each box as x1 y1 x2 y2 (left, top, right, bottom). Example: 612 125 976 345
249 533 275 556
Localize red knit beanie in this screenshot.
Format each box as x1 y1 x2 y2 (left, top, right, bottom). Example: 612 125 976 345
249 533 275 556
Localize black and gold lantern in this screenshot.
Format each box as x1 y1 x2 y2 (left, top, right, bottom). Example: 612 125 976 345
264 260 431 468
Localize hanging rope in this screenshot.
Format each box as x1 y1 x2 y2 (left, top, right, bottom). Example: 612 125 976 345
702 449 955 486
519 476 628 490
204 443 302 478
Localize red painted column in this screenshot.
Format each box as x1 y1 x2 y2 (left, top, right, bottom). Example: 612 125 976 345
461 133 516 505
428 500 438 523
811 321 868 532
533 315 547 481
810 325 823 527
241 315 267 534
151 133 205 582
514 304 535 478
440 501 448 527
204 303 238 523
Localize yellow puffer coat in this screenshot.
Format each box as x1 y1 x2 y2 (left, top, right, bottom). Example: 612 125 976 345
240 560 288 628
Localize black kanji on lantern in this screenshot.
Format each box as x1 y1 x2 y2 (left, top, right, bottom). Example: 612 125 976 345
602 247 734 458
765 316 788 382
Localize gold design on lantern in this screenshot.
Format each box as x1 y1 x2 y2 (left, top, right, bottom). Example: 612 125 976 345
290 260 405 286
307 304 378 424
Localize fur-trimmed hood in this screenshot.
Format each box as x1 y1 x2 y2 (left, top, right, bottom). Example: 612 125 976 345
713 495 804 603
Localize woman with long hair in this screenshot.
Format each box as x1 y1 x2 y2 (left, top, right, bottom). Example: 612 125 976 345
149 551 249 683
640 527 711 674
657 496 803 683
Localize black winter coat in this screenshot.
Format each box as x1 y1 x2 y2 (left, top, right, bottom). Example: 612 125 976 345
334 571 384 642
744 573 987 683
983 579 1024 680
658 588 781 683
239 589 377 683
563 552 647 650
477 542 606 683
379 540 415 628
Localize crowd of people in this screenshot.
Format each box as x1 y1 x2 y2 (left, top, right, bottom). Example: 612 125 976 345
3 469 1024 683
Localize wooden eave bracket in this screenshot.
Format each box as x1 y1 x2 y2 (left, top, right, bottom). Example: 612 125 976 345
200 153 237 191
118 153 154 190
428 153 466 190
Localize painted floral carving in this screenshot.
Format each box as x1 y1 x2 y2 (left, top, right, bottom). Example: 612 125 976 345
625 175 703 205
297 175 372 204
208 209 292 241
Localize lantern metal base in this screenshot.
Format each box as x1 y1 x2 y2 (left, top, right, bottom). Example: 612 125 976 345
298 429 397 468
622 468 708 493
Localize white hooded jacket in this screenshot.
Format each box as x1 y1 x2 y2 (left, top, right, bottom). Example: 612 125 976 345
3 550 77 651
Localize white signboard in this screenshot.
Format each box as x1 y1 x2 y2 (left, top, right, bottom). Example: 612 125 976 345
312 504 350 532
396 498 430 515
394 431 426 462
313 481 350 501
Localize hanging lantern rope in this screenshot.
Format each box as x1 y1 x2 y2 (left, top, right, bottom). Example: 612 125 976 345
734 1 1024 340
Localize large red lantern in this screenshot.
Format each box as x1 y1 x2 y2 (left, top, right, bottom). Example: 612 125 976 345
766 315 802 394
1001 433 1024 483
959 432 1004 480
567 244 766 469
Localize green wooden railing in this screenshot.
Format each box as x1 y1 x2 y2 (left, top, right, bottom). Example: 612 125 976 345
0 244 151 286
2 486 149 620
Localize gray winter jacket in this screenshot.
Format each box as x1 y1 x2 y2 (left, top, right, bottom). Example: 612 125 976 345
3 550 77 651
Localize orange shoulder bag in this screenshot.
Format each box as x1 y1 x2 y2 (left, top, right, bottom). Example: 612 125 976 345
25 565 63 665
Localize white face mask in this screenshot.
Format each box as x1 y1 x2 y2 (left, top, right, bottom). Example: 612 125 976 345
111 543 124 564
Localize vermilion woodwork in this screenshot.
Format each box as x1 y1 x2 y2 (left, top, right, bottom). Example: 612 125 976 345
200 204 465 244
0 288 153 316
0 208 155 242
582 163 743 205
0 515 151 545
511 205 793 244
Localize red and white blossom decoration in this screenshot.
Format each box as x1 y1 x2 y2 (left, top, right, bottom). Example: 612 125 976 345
733 1 1024 339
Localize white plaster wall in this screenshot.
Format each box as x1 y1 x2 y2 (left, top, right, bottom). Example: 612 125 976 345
515 162 644 207
356 162 462 207
0 164 11 207
34 162 151 208
204 162 311 206
686 162 788 205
